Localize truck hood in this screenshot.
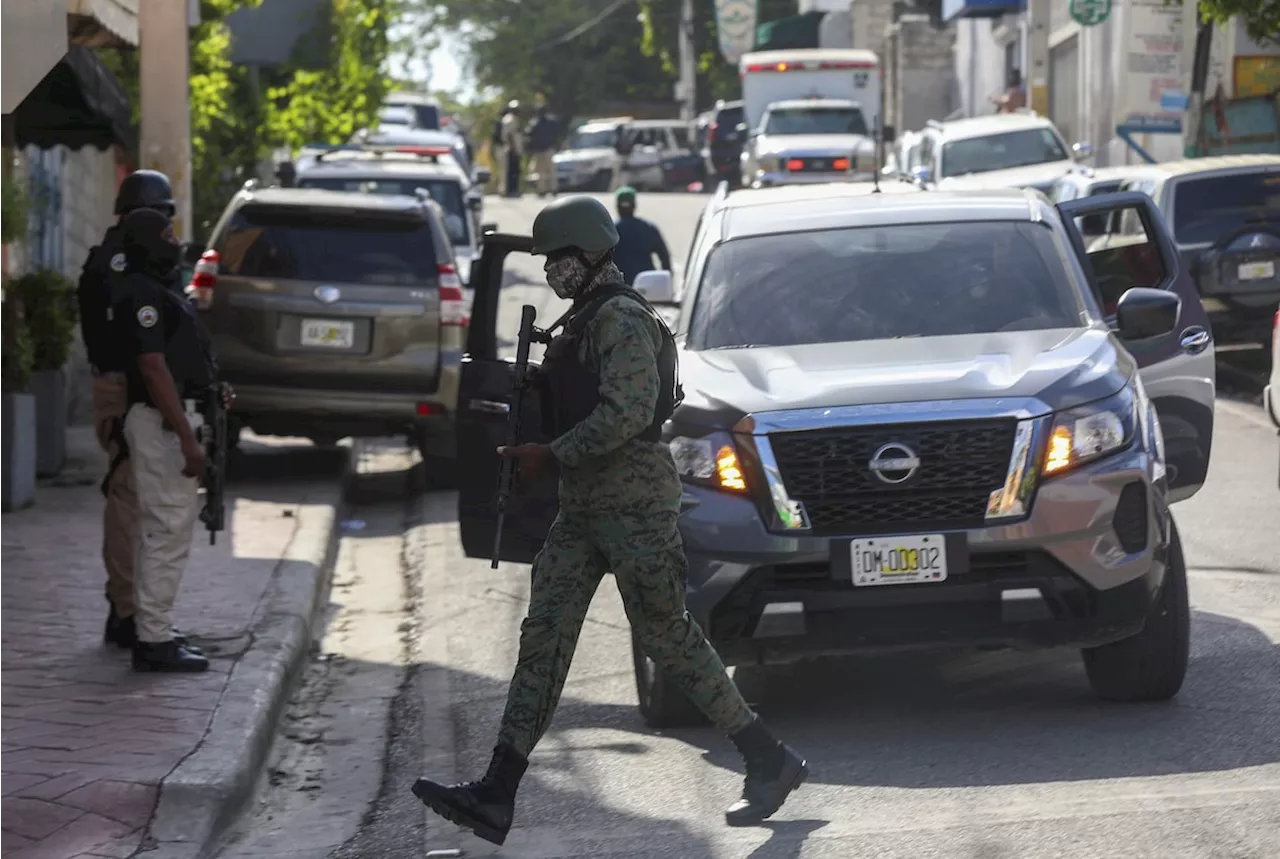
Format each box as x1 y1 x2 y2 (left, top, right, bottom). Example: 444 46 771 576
936 161 1074 192
756 133 874 157
674 326 1132 428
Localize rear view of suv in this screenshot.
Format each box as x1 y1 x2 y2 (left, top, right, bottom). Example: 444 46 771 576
188 186 467 477
701 99 745 188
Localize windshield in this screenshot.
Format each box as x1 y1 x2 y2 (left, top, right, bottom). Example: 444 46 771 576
1172 170 1280 244
377 107 415 128
941 129 1069 178
764 107 867 136
688 221 1084 350
298 177 469 243
216 207 438 284
566 128 617 149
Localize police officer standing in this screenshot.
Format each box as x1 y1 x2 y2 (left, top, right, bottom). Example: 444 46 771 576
78 170 199 652
112 208 225 672
411 197 806 845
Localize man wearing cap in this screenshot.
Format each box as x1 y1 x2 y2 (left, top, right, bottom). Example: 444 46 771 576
612 186 672 285
411 196 807 847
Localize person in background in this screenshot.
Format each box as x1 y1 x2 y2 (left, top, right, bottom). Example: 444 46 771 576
992 68 1027 113
611 186 672 285
526 103 560 198
275 161 297 187
501 99 524 198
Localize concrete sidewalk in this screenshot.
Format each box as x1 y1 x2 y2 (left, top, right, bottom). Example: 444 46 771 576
2 430 345 859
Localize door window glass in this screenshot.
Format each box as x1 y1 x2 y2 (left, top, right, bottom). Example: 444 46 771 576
1086 204 1167 313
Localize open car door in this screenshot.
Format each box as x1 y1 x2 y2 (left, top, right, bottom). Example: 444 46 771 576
1057 191 1216 502
456 233 559 563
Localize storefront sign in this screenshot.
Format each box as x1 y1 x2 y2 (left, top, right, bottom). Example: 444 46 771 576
1118 0 1183 134
1235 55 1280 98
1069 0 1111 27
715 0 758 64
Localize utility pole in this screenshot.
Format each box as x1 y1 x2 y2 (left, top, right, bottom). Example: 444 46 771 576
139 0 194 241
1025 0 1050 117
678 0 696 122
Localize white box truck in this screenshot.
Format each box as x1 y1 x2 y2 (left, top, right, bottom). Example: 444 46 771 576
736 49 885 188
739 48 882 133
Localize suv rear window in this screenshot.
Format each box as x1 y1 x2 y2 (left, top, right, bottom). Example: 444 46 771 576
216 206 438 285
689 221 1084 350
1172 170 1280 244
297 176 469 244
716 105 744 129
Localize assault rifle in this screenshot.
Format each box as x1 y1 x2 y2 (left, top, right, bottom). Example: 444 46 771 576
198 385 228 545
492 304 547 569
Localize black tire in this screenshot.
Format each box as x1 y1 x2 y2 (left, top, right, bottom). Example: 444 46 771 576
1082 520 1190 702
630 632 708 729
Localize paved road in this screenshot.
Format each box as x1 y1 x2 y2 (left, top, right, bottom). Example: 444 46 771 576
216 192 1280 859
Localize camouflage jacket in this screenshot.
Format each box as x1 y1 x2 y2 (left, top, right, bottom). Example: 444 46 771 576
548 293 682 543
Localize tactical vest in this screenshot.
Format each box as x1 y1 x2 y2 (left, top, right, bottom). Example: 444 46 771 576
121 274 219 405
539 285 682 442
78 228 128 373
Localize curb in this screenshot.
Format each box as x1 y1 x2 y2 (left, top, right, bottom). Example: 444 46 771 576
141 450 355 859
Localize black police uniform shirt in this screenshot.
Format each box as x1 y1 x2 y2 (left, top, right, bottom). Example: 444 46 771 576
114 270 217 408
77 226 128 373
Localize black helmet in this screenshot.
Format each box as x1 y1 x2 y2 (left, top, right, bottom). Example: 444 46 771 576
115 170 175 216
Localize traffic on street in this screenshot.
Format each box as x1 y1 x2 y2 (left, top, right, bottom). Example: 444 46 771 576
3 3 1279 859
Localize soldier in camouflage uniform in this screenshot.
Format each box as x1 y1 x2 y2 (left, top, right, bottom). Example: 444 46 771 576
411 197 807 846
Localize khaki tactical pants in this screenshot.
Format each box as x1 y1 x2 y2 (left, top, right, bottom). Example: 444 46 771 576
496 513 755 757
533 150 556 195
92 373 137 617
124 404 201 643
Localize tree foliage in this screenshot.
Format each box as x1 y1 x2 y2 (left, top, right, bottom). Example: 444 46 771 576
406 0 676 122
1195 0 1280 46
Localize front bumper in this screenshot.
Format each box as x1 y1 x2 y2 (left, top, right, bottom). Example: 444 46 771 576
679 445 1169 665
752 169 875 187
555 162 610 190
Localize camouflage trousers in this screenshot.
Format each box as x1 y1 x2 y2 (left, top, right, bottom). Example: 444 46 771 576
497 513 755 757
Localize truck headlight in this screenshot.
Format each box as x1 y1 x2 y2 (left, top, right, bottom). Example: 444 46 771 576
667 431 747 492
1042 386 1138 476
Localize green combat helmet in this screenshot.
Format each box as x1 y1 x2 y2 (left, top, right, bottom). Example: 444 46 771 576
531 196 619 256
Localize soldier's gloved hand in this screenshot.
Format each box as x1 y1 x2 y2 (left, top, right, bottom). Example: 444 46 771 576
220 382 236 410
497 443 553 479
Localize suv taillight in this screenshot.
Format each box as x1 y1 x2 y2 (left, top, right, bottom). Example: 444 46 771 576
188 249 219 310
708 122 718 143
439 263 468 326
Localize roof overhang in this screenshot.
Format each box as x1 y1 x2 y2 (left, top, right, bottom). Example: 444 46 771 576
67 0 139 48
2 45 136 152
942 0 1026 21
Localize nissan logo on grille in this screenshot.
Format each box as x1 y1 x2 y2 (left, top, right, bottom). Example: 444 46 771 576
868 442 921 484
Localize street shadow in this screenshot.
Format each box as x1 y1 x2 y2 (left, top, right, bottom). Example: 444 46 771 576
668 609 1280 791
745 820 830 859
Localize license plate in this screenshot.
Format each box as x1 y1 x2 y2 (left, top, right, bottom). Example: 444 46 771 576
851 534 948 586
1238 260 1275 281
300 319 355 348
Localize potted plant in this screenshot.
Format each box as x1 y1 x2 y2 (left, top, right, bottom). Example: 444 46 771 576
11 269 78 477
2 278 37 510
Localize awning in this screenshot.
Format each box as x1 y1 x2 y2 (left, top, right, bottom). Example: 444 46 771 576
755 11 826 52
67 0 139 48
942 0 1026 21
1 45 135 152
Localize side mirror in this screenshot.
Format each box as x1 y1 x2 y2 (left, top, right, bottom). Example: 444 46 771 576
881 124 897 143
1072 141 1094 162
474 167 492 185
1115 287 1180 339
911 165 933 185
467 196 483 211
632 269 677 305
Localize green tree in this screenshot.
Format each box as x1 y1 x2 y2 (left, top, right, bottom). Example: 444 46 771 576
1195 0 1280 46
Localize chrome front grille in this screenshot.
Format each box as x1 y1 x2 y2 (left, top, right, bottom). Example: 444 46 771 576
767 419 1018 535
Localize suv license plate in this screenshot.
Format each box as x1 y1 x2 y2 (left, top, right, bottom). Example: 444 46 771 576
301 319 355 348
851 535 948 587
1238 261 1275 281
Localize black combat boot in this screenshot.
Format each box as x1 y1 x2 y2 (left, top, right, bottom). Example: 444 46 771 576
132 640 209 673
411 741 529 846
106 611 201 653
725 716 808 826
